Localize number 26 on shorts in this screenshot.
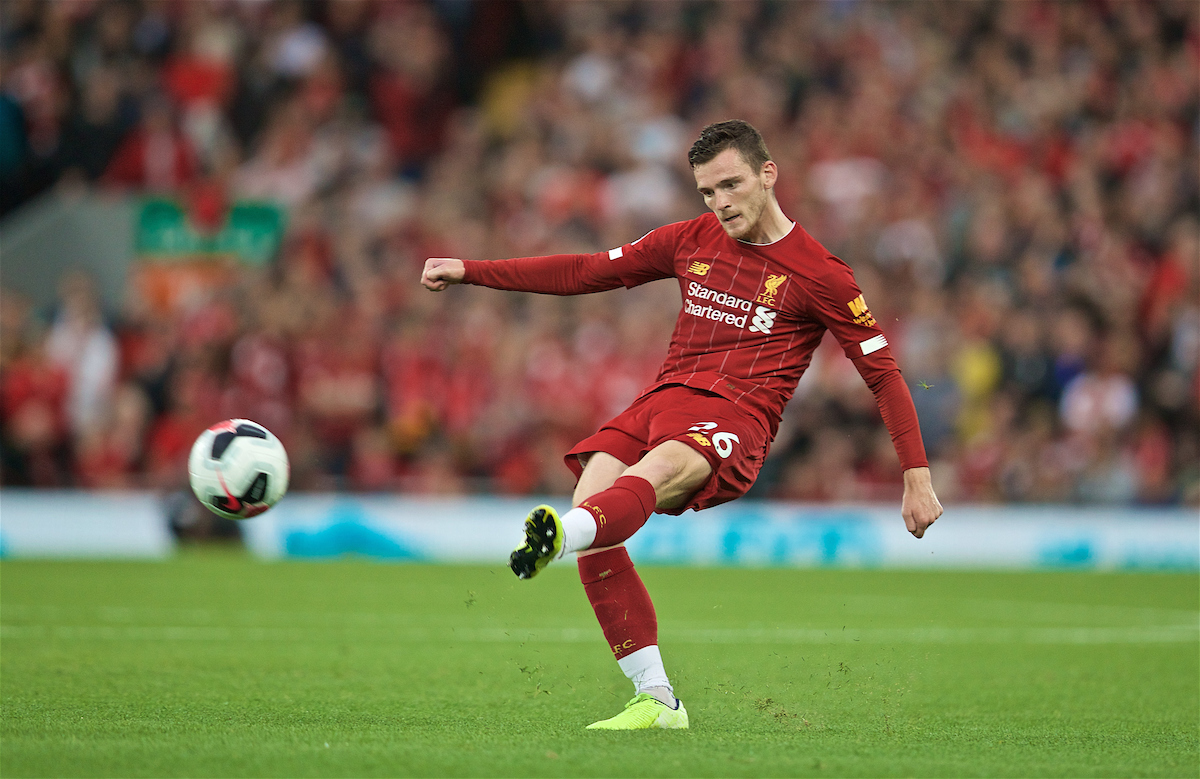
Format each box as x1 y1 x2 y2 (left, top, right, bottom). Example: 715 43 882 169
688 422 740 458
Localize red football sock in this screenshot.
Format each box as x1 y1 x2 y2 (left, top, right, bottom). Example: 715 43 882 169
578 475 658 548
577 546 657 659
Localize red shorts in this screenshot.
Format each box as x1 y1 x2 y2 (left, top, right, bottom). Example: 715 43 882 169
565 384 771 514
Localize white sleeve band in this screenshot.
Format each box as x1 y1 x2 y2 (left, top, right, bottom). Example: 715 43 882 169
608 247 623 260
860 334 888 355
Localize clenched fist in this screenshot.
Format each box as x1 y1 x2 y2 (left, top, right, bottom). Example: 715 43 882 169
421 258 466 291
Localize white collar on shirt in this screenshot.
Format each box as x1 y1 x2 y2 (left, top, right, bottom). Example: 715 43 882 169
737 221 797 247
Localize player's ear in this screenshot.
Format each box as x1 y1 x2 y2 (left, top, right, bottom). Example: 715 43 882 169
760 160 778 190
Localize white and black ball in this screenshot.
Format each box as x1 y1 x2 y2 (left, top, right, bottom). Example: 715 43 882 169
188 419 289 520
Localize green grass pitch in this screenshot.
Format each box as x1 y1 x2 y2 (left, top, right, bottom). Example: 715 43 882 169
2 550 1197 778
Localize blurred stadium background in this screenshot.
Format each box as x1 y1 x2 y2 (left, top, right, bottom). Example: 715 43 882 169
1 4 1197 775
0 0 1197 534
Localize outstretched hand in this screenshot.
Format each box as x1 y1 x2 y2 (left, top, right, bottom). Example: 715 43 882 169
421 258 466 291
901 466 943 539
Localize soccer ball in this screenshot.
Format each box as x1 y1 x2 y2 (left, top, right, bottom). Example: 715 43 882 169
188 419 289 519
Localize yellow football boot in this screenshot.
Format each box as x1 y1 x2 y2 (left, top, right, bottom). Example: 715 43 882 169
586 693 689 730
508 504 563 580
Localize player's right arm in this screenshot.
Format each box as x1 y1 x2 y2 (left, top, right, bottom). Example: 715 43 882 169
422 258 465 291
422 226 680 295
422 253 629 295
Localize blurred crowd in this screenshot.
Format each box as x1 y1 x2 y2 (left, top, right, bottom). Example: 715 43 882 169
1 0 1197 506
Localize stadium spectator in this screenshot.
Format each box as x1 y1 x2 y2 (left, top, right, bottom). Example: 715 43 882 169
44 272 120 441
52 64 136 184
73 380 151 489
102 92 197 190
0 290 69 486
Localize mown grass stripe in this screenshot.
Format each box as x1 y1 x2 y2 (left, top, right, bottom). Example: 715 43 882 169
4 623 1195 644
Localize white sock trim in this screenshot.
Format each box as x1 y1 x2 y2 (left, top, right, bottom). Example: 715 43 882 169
616 645 672 695
557 506 597 557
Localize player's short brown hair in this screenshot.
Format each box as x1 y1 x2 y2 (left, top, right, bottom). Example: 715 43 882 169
688 120 772 171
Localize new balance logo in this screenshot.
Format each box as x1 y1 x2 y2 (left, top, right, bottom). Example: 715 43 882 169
687 261 711 276
748 306 777 334
848 294 876 327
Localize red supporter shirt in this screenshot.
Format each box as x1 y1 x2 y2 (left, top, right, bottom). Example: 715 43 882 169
463 212 928 471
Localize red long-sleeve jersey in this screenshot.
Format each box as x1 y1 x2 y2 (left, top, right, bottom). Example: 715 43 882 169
463 212 928 471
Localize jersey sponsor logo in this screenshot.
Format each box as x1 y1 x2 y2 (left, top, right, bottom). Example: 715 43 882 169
687 261 711 276
755 273 788 307
860 334 888 355
608 246 623 260
687 282 752 311
684 281 751 328
848 294 877 327
685 299 747 328
748 306 777 334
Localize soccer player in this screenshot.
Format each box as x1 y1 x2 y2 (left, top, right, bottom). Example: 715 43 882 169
421 120 943 730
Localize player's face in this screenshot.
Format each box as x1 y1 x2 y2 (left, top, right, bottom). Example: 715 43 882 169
693 148 776 241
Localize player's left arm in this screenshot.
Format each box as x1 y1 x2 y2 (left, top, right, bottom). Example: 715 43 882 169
900 465 941 540
805 261 943 538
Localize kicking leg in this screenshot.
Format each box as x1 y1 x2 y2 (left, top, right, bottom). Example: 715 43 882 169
510 443 713 577
565 441 712 554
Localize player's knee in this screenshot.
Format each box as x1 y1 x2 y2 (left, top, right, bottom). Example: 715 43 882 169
573 451 627 506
